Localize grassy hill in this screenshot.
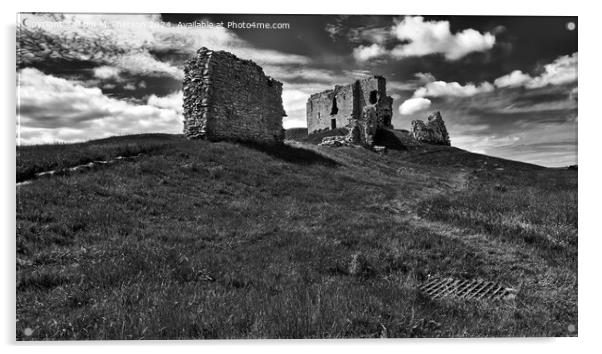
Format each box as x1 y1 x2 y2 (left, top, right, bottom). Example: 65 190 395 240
16 133 577 339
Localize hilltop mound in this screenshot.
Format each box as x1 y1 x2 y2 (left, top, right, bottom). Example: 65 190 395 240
16 134 576 339
286 127 542 172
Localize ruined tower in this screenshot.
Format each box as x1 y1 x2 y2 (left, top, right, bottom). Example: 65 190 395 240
306 76 393 136
183 47 287 144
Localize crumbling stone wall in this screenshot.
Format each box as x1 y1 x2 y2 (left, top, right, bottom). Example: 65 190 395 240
306 76 393 135
306 84 356 133
347 105 379 146
411 111 451 146
183 47 286 144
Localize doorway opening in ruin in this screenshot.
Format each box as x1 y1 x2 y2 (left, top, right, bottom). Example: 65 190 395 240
369 90 378 104
330 97 338 115
331 118 337 130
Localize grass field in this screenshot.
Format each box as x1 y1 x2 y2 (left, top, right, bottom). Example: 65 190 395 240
16 134 178 182
16 133 577 339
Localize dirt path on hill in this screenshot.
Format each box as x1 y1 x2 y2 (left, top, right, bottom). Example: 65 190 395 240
390 169 552 292
16 153 144 187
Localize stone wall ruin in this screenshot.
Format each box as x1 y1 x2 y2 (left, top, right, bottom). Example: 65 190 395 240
306 76 393 144
411 111 451 146
183 47 286 144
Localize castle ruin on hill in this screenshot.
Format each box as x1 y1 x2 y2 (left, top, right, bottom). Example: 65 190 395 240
181 48 451 148
306 76 393 146
183 47 286 144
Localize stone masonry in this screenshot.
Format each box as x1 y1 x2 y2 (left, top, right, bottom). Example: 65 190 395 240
306 76 393 145
183 47 286 144
411 111 451 146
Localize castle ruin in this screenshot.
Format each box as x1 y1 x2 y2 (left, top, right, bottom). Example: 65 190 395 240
183 47 286 144
306 76 393 145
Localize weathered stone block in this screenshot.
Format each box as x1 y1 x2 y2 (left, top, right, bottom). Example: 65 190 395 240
411 111 451 146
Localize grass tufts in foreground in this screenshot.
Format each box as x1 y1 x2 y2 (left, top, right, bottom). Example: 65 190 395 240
16 133 577 339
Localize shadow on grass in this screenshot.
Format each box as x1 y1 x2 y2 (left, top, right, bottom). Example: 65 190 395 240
373 129 408 151
239 142 339 167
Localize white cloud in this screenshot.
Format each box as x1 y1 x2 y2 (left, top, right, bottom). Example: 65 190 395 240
264 66 342 83
526 52 578 88
352 43 388 62
93 66 121 80
391 16 495 60
489 99 577 115
414 72 436 83
237 48 310 66
452 134 521 155
399 97 432 115
493 70 532 88
352 16 495 62
280 82 333 129
147 91 183 114
282 90 310 129
117 52 185 80
409 53 577 100
494 53 578 89
19 13 311 81
414 80 494 97
17 68 182 145
342 69 374 79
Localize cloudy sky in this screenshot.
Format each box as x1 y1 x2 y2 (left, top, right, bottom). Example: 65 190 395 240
17 13 577 166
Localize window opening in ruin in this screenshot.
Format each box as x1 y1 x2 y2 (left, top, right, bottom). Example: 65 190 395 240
331 118 337 130
369 90 378 104
330 96 338 115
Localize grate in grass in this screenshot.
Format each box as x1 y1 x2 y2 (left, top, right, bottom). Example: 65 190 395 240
419 277 517 301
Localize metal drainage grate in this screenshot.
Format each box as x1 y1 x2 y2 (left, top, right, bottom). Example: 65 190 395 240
419 277 517 301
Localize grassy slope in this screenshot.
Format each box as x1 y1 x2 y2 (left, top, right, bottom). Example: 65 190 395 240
16 134 178 182
16 134 577 339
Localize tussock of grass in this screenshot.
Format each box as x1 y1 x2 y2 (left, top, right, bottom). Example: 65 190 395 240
16 134 577 339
